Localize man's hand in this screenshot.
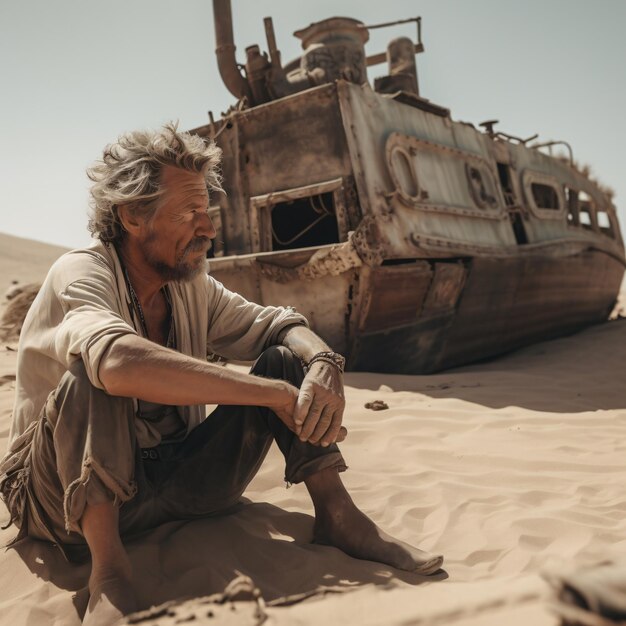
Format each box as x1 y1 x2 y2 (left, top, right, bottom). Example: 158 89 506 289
275 324 348 447
293 361 346 447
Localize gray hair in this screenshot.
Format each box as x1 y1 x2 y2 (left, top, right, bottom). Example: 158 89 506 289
87 122 222 243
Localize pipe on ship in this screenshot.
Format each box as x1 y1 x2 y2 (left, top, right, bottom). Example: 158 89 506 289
212 0 252 101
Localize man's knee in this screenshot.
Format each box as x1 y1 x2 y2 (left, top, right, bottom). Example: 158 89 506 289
56 359 96 400
254 345 293 369
50 359 111 427
251 345 304 385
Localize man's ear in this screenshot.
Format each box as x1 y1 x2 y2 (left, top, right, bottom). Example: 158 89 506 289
117 203 142 236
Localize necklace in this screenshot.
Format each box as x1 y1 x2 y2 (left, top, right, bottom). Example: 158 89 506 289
121 262 174 347
124 267 149 337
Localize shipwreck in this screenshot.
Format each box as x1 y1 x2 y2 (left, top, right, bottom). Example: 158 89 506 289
191 0 625 373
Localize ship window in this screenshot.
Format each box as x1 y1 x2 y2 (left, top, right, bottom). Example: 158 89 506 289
270 192 339 251
579 209 592 229
250 178 351 253
597 210 614 237
531 182 560 210
579 192 594 230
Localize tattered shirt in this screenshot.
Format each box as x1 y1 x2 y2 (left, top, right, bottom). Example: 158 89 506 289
8 240 307 449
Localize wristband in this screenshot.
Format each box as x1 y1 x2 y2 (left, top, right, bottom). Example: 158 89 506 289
305 351 346 373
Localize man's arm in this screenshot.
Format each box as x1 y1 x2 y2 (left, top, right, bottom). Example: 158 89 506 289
276 324 346 447
99 334 299 430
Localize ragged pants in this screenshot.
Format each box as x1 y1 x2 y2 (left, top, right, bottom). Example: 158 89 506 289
1 346 346 561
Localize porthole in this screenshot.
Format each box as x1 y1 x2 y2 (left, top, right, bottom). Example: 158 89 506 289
531 183 560 211
465 164 497 209
388 146 420 202
522 170 565 219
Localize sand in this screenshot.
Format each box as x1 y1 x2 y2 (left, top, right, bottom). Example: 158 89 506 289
1 232 625 625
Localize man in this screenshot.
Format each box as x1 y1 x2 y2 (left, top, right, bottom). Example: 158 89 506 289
0 124 442 625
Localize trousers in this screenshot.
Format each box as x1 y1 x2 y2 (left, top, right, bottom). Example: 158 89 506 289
0 346 346 561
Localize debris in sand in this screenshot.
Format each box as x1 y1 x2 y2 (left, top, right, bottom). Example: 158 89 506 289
0 283 40 341
124 575 267 625
365 400 389 411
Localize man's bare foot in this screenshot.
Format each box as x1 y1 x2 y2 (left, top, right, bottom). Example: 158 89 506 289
313 501 443 574
83 567 137 626
306 469 443 575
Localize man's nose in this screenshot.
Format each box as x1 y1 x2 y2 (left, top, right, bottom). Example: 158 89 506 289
197 212 217 239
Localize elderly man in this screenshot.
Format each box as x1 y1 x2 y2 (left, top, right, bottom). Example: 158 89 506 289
0 124 442 625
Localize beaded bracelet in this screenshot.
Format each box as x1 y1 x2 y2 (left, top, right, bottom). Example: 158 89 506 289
305 351 346 373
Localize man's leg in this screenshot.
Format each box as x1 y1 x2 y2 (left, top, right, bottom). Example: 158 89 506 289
81 503 136 626
252 346 443 574
148 346 347 521
305 468 443 574
26 360 140 624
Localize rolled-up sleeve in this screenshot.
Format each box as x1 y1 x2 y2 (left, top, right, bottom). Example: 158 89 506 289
205 277 308 361
54 277 137 390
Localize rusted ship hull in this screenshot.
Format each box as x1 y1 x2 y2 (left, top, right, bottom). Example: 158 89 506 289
208 244 623 374
351 249 623 373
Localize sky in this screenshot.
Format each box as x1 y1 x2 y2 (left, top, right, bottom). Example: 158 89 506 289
1 0 625 249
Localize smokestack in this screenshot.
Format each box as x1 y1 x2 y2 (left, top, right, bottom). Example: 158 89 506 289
213 0 251 100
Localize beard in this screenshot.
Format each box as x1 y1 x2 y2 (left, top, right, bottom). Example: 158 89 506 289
143 234 211 282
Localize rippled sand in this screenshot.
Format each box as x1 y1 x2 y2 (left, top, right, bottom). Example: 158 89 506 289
0 232 624 625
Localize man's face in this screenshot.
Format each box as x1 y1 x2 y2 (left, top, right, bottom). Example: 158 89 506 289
137 165 216 282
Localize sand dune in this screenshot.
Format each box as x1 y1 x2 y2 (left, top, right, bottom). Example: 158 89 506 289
0 233 69 295
0 233 625 624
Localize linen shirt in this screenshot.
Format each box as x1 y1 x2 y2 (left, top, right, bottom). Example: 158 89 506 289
8 240 307 449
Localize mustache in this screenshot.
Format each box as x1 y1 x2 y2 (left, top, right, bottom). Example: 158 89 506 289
184 237 212 254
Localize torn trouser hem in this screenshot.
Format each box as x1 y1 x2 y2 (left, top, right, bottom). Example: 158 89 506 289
63 458 137 534
284 451 348 487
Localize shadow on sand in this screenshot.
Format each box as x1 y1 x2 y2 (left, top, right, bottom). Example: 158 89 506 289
345 319 626 413
10 500 447 620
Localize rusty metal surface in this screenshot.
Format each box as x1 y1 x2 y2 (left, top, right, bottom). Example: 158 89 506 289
440 250 624 371
358 263 432 333
348 249 623 373
197 4 625 374
257 239 362 284
210 259 356 355
422 262 466 317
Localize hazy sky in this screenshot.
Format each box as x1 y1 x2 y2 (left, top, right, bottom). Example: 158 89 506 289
1 0 625 248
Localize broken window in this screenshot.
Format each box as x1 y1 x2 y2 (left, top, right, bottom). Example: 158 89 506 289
497 163 527 244
497 163 517 207
531 182 560 211
270 192 340 251
466 164 497 209
250 178 351 253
